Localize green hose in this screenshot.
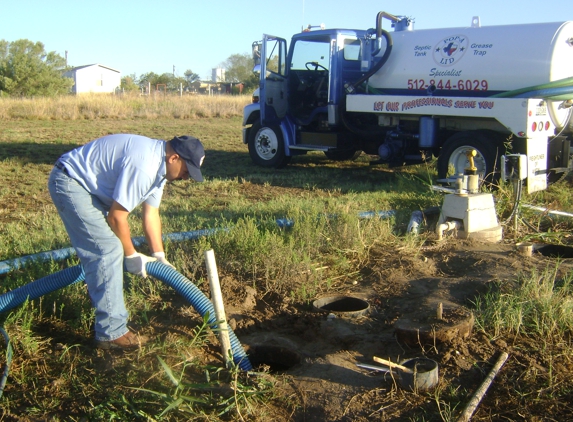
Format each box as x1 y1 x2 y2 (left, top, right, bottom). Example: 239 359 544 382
491 76 573 100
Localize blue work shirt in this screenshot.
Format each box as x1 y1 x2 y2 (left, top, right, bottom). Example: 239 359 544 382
58 134 167 212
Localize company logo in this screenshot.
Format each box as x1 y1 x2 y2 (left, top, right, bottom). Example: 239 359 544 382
433 34 469 67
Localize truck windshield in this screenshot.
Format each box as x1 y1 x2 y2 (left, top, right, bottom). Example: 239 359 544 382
291 39 330 71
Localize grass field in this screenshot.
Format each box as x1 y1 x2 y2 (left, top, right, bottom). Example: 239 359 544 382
1 94 573 421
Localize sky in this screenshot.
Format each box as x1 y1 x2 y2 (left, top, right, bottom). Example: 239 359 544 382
1 0 571 81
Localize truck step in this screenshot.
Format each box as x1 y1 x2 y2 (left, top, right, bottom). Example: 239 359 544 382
288 144 330 151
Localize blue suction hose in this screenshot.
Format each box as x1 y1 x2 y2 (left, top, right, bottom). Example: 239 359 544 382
0 262 252 372
0 265 85 398
145 261 252 370
0 265 85 313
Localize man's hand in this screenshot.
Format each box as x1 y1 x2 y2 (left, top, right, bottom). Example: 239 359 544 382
125 252 157 277
152 252 175 269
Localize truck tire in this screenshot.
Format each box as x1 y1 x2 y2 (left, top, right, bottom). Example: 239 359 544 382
324 149 362 161
438 130 505 186
248 121 291 168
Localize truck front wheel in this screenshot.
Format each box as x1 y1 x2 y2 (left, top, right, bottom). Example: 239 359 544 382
248 121 291 168
438 130 505 186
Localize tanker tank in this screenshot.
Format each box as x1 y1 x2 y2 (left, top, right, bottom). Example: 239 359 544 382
367 20 573 131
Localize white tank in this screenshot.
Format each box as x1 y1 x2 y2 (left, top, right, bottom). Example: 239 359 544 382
368 21 573 129
370 21 573 93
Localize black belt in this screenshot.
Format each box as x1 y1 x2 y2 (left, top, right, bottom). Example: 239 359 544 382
54 161 69 175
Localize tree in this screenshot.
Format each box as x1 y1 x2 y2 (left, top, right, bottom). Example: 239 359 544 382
137 71 199 93
138 72 162 89
222 53 259 92
0 39 72 96
138 72 179 92
120 74 139 92
170 75 187 91
184 69 200 85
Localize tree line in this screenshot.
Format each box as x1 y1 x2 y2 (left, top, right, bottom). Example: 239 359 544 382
0 39 258 97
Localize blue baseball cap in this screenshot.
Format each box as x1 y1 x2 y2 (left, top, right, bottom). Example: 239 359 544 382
170 135 205 182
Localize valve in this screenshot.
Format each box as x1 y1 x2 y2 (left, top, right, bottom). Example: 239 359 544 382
464 150 477 175
464 150 479 193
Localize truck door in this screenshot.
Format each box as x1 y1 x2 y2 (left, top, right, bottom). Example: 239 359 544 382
260 34 288 126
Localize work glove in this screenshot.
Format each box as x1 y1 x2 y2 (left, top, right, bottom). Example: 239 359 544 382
125 252 157 278
152 251 175 269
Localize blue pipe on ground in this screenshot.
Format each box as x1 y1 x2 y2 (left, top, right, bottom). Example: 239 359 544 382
277 211 395 228
0 212 394 275
0 247 77 276
0 327 13 398
0 262 252 371
0 228 225 276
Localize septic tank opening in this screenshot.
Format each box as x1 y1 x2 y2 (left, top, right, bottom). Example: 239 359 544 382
313 296 370 318
246 345 302 373
535 244 573 259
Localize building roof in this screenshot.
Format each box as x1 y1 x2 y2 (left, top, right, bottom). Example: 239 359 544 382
67 64 120 73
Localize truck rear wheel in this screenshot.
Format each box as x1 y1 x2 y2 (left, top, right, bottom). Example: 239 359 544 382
438 130 505 186
248 121 291 168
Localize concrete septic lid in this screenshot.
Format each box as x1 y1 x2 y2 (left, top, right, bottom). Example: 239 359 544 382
313 295 370 318
394 307 474 346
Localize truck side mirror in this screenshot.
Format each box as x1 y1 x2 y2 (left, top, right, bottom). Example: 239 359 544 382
252 42 262 73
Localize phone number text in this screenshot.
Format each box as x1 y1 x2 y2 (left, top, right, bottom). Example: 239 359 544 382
408 79 489 91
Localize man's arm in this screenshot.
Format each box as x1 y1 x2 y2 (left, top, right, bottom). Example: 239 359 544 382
107 201 136 256
108 200 160 277
142 202 164 254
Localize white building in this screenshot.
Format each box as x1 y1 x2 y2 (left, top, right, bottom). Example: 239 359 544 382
64 64 121 94
211 68 225 83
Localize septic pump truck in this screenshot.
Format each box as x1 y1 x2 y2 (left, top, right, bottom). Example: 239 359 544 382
241 12 573 193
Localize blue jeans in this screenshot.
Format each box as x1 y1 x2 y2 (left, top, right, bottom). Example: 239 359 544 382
48 166 129 341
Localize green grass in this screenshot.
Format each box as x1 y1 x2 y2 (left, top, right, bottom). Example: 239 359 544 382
1 99 573 420
474 264 573 340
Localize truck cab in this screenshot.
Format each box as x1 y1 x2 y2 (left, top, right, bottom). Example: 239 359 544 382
243 28 370 168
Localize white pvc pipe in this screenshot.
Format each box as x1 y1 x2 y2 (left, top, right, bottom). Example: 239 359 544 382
521 204 573 218
457 352 509 422
204 249 233 368
436 220 461 240
407 210 423 234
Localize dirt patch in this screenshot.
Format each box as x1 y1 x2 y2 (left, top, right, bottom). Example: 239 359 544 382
220 238 573 420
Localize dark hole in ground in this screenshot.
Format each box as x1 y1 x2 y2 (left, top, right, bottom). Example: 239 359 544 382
536 244 573 258
313 296 370 317
402 357 437 373
246 344 302 373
